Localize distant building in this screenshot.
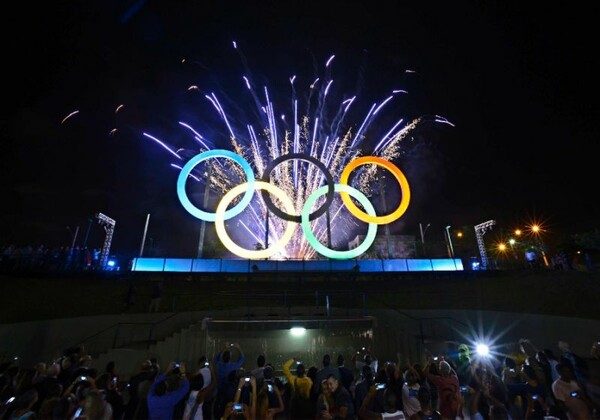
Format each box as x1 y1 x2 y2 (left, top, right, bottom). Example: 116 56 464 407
348 234 417 259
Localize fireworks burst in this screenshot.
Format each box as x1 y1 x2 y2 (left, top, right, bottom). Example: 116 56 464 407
146 44 452 259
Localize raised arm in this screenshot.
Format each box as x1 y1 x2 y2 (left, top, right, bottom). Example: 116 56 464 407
265 386 285 419
282 357 297 388
358 384 382 420
232 343 246 368
195 364 217 404
249 376 257 420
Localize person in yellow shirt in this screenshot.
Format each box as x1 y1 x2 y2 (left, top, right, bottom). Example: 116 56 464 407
283 356 314 419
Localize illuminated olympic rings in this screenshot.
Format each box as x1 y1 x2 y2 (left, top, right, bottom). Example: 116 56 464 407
215 181 297 259
339 156 411 224
176 150 410 260
260 153 334 222
176 150 255 222
302 184 377 259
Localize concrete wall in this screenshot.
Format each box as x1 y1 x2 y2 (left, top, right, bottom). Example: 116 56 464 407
2 308 599 379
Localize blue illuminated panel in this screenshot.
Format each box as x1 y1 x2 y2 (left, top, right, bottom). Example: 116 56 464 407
407 259 433 271
252 261 279 271
279 260 304 271
132 258 165 272
331 260 358 271
357 260 383 272
221 260 250 273
131 258 463 273
431 258 460 271
383 259 408 272
192 259 222 272
304 260 332 271
164 259 193 272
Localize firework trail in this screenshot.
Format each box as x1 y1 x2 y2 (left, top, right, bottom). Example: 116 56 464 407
145 44 452 259
61 110 79 124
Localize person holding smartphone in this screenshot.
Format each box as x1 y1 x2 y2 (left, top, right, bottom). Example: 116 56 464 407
424 357 460 420
358 383 407 420
256 373 284 420
221 375 257 420
214 343 245 420
401 363 422 419
147 361 190 420
551 362 594 420
183 363 217 420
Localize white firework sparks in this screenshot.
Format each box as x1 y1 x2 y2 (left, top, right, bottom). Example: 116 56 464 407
146 45 451 259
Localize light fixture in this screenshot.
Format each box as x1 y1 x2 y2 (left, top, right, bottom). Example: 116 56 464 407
290 327 306 337
475 343 490 357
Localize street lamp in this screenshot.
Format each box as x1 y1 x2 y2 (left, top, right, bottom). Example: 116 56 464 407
445 225 454 258
419 222 431 258
82 218 93 248
508 238 518 259
139 213 151 257
419 223 431 244
529 223 549 267
66 226 79 249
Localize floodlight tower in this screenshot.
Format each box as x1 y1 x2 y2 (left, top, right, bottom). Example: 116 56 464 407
474 220 496 270
96 212 116 269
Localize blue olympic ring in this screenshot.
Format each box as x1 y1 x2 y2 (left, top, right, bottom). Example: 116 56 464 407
176 149 255 222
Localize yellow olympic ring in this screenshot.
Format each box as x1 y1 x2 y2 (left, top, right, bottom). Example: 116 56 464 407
214 181 297 259
339 156 411 224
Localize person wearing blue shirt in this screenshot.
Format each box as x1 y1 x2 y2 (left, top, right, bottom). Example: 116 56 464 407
214 342 245 419
147 361 190 420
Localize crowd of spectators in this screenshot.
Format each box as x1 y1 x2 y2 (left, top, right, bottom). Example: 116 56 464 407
1 338 599 419
1 244 103 272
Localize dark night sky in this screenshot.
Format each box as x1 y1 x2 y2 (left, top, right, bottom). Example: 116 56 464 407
1 1 598 258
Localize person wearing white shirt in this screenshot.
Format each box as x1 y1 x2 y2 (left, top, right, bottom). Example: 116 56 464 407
551 363 594 420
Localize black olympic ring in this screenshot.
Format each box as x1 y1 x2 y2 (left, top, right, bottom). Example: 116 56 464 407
260 153 335 222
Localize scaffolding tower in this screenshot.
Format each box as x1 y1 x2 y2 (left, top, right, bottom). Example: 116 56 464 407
474 219 495 270
96 212 116 270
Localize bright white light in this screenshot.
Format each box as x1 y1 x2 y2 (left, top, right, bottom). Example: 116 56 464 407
476 343 490 357
290 327 306 337
107 260 116 267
